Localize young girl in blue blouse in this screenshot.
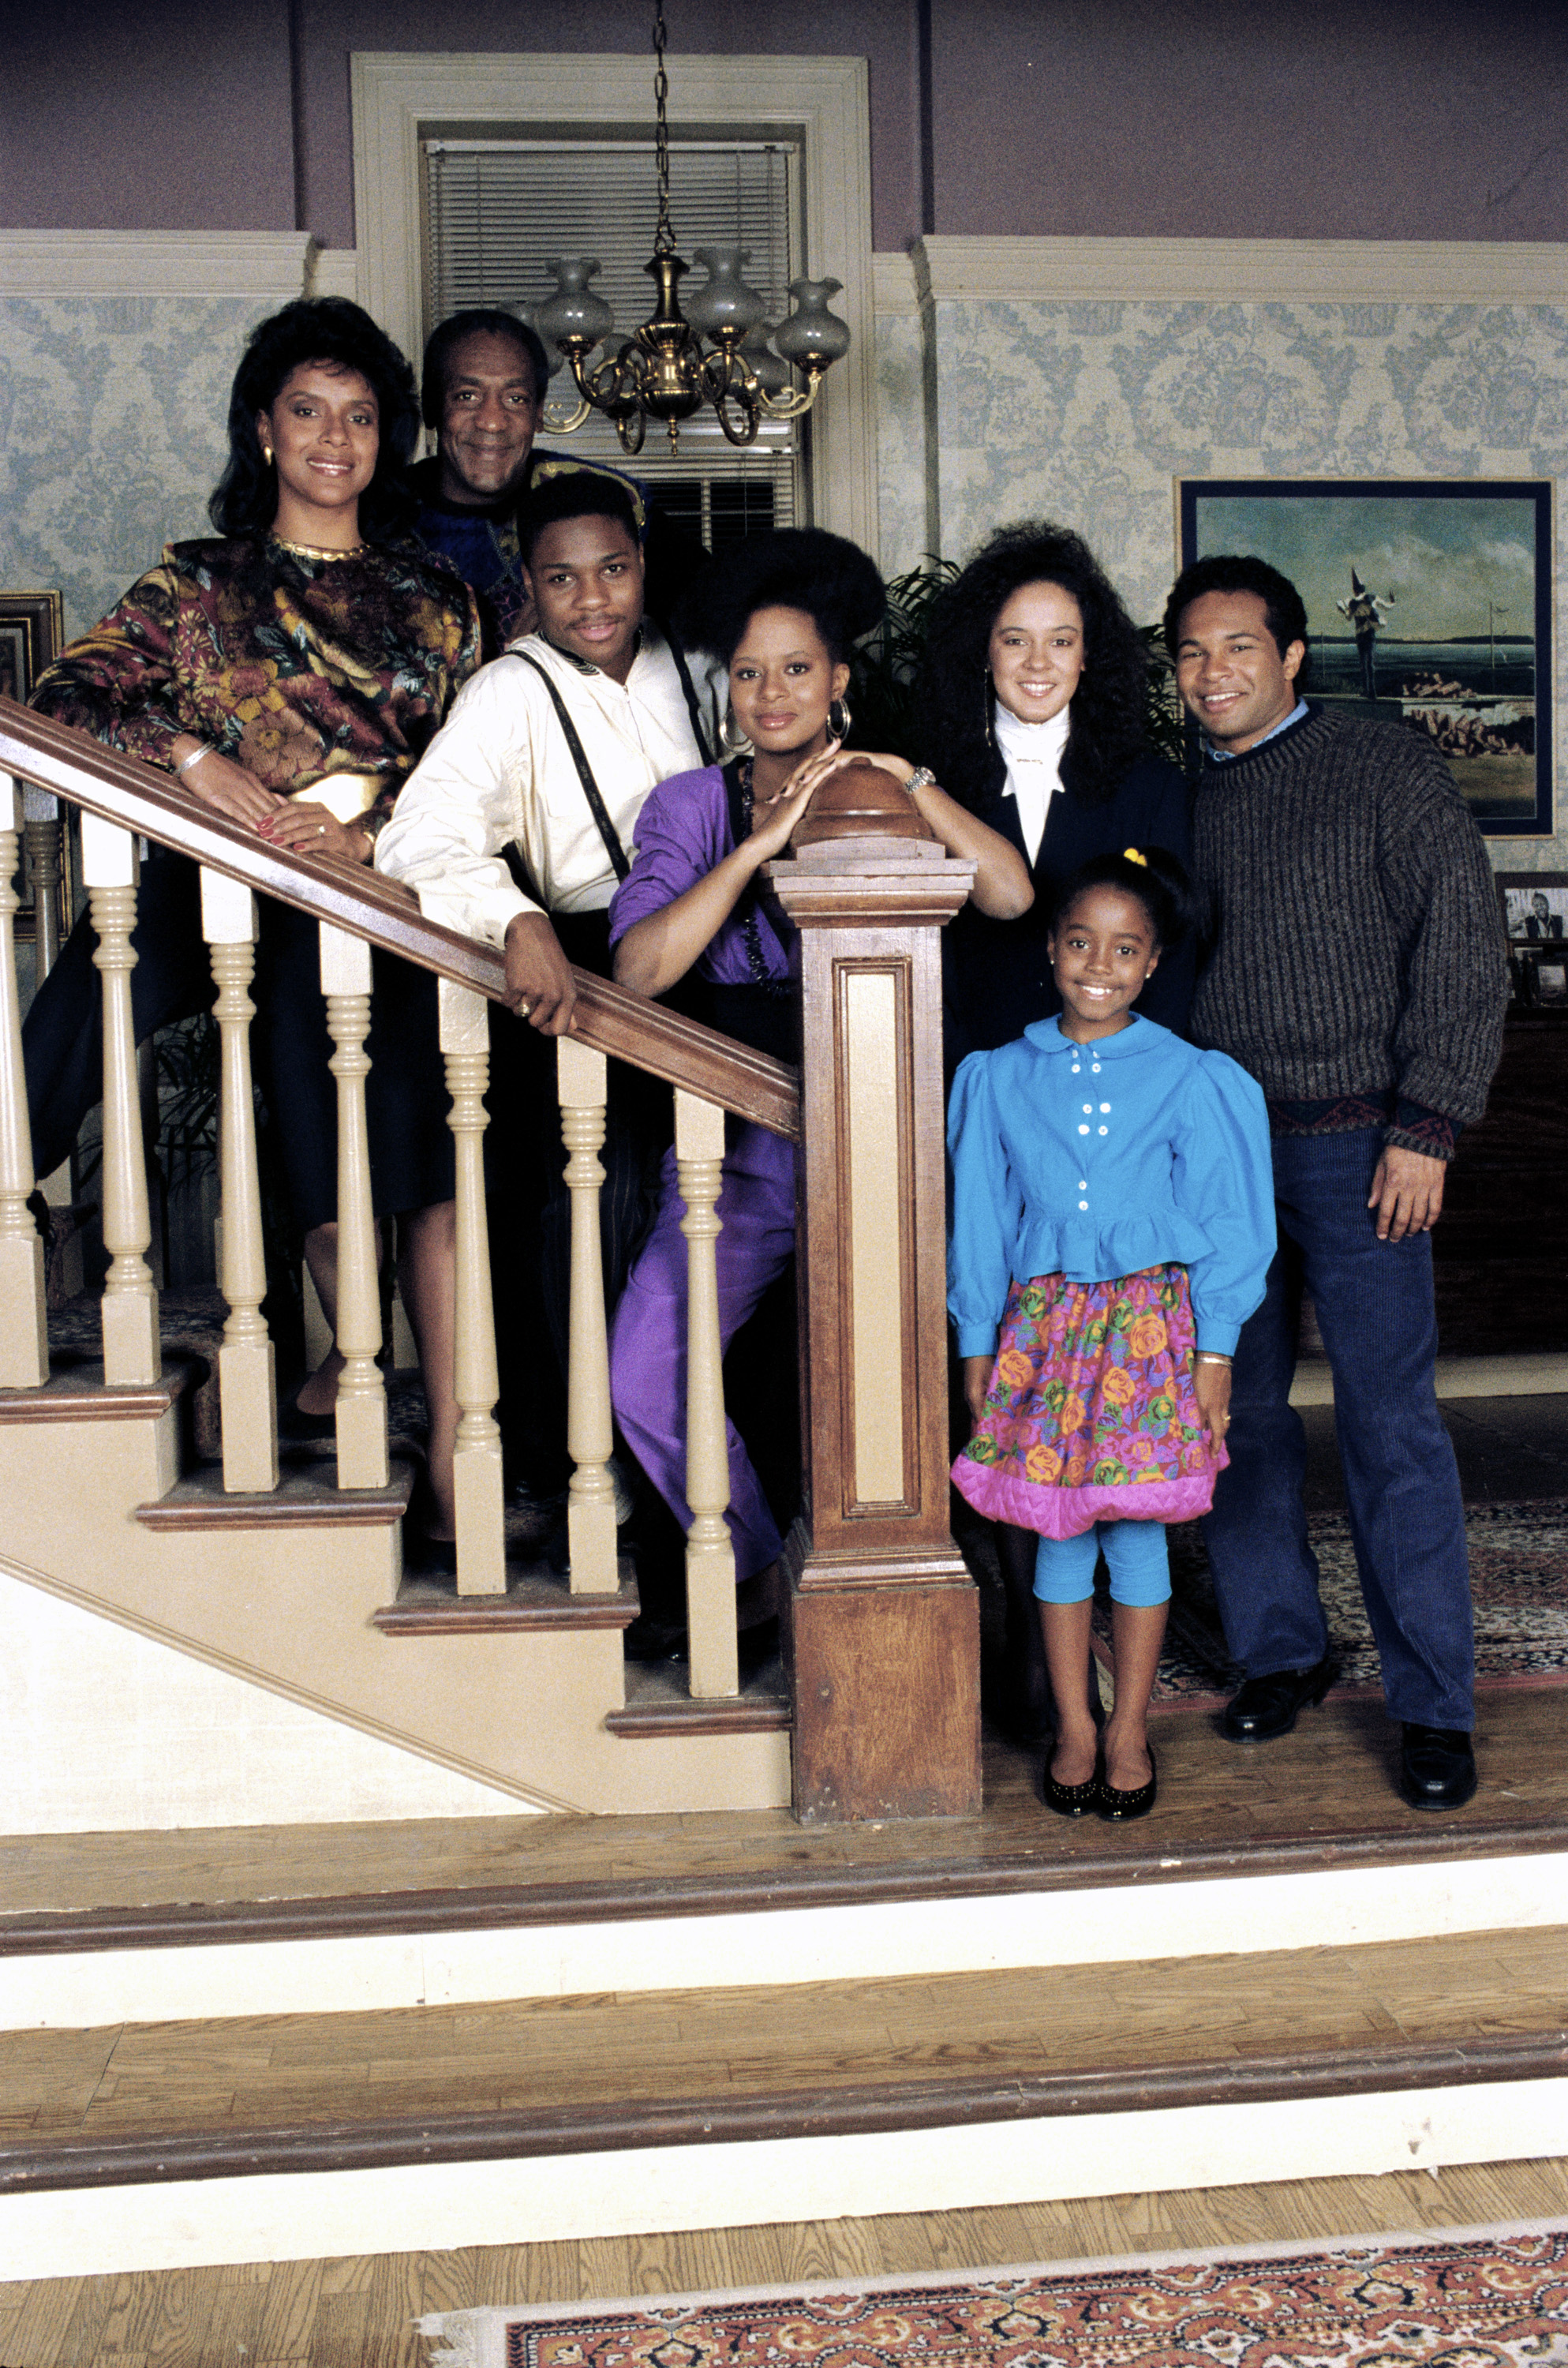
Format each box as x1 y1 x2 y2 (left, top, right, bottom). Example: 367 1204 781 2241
949 849 1274 1819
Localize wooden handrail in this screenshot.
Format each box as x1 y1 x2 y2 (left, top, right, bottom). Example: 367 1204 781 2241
0 697 800 1140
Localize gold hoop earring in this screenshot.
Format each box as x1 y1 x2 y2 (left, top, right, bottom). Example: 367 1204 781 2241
262 444 274 466
828 695 851 741
983 669 994 747
720 703 750 755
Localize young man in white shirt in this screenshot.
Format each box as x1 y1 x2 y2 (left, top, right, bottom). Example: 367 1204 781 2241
378 470 713 1519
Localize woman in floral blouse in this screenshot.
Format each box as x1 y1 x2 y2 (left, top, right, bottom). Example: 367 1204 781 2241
24 298 481 1552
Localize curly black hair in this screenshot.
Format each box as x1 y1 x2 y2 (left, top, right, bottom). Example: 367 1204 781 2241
673 528 885 670
1162 553 1309 662
421 308 550 424
913 522 1153 812
1048 845 1199 952
210 298 422 542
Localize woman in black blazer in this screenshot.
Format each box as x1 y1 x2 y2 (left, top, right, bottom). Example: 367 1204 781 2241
916 522 1193 1746
917 522 1192 1072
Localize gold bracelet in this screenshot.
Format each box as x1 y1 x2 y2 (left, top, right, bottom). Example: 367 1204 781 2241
1194 1351 1233 1366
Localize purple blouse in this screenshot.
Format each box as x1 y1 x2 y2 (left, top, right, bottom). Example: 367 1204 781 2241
608 763 795 984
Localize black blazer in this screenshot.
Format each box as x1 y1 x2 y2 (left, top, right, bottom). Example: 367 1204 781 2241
942 750 1195 1074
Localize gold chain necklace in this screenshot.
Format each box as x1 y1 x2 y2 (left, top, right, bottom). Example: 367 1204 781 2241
272 534 366 561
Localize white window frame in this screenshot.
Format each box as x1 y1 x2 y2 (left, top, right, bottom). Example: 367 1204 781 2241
350 50 878 560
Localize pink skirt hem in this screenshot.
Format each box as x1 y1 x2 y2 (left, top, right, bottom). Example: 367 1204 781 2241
951 1452 1223 1539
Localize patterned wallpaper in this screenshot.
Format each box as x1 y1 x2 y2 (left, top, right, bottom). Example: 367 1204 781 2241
920 294 1568 864
0 295 268 643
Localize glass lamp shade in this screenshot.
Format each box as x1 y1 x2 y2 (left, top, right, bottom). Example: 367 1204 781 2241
683 246 768 342
739 321 789 397
533 257 616 352
773 277 851 371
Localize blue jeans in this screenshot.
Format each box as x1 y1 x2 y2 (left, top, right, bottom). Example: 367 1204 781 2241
1202 1128 1474 1730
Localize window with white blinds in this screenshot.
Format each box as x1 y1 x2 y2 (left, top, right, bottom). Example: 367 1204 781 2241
421 138 803 546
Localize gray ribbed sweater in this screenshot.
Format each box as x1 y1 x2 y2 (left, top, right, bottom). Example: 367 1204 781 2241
1190 707 1508 1146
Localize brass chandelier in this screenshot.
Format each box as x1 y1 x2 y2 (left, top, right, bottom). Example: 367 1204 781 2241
531 0 851 454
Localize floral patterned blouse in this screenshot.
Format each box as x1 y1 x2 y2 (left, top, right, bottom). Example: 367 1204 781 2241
31 536 483 831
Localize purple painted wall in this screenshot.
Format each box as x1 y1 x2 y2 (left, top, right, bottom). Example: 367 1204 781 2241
5 0 1566 249
927 0 1568 242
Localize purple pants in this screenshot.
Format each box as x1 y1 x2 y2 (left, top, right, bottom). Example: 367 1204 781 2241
609 1118 797 1580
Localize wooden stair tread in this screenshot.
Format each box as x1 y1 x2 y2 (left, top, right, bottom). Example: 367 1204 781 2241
0 1692 1563 1954
0 1923 1563 2190
135 1458 415 1527
375 1561 638 1631
607 1654 791 1734
0 1353 202 1426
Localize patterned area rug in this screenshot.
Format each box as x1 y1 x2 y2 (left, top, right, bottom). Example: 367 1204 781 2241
422 2222 1568 2368
1147 1497 1568 1711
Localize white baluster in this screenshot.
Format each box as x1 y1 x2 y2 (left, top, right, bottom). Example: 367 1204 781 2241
81 812 159 1386
201 868 277 1493
0 774 47 1386
21 788 64 980
557 1036 618 1594
440 978 505 1595
319 922 387 1489
675 1088 738 1699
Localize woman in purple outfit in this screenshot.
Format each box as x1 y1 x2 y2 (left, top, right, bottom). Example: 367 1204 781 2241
608 530 1031 1601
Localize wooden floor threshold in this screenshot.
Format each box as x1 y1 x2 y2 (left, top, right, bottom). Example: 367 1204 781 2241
0 1354 199 1426
1 1810 1563 1960
135 1459 414 1527
2 2025 1562 2198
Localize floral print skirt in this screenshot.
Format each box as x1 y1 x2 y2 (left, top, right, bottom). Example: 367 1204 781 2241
952 1265 1225 1540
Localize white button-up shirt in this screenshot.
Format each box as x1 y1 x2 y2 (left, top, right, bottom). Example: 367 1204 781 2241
376 626 706 946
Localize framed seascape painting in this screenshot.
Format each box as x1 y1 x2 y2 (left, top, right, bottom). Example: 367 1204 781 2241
1177 480 1553 837
0 589 63 705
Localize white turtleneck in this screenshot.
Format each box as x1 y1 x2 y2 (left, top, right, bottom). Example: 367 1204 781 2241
994 701 1070 866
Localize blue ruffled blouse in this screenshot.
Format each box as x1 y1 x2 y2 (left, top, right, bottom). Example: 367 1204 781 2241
947 1014 1276 1358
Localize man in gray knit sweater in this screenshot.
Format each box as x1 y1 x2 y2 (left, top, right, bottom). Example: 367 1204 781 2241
1166 555 1509 1812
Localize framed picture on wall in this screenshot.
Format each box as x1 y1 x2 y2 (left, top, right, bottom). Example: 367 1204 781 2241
1496 869 1568 1009
1177 480 1553 837
0 589 63 705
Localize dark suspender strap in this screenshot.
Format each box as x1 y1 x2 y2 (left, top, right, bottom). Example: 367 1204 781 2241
513 650 630 882
666 628 715 767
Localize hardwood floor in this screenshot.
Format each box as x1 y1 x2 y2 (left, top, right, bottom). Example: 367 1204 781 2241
2 2158 1566 2366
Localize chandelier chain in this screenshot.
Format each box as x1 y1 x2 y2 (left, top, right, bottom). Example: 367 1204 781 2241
652 0 675 257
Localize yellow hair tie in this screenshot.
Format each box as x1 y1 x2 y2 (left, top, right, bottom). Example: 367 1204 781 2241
1123 846 1147 867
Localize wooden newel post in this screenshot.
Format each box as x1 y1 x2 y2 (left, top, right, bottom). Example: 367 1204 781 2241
769 763 981 1821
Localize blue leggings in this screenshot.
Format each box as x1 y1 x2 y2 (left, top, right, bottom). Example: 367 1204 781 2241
1033 1520 1171 1607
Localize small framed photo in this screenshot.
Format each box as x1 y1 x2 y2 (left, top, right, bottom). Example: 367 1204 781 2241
1497 871 1568 948
1529 954 1568 1008
0 589 63 705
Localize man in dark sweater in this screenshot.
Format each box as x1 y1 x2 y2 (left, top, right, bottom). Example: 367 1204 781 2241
408 309 702 655
1166 555 1509 1811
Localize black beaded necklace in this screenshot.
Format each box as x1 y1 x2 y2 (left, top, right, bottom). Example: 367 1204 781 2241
735 758 791 995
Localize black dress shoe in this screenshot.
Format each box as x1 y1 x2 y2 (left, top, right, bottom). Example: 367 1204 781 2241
1222 1657 1338 1742
1098 1745 1157 1822
1399 1723 1477 1811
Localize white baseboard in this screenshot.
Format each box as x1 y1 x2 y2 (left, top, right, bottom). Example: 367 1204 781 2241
1291 1353 1568 1407
3 1856 1562 2033
6 2075 1565 2280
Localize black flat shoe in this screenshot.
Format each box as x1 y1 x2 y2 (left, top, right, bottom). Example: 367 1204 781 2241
1398 1722 1477 1810
1098 1745 1157 1821
1042 1752 1102 1817
1222 1657 1338 1742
